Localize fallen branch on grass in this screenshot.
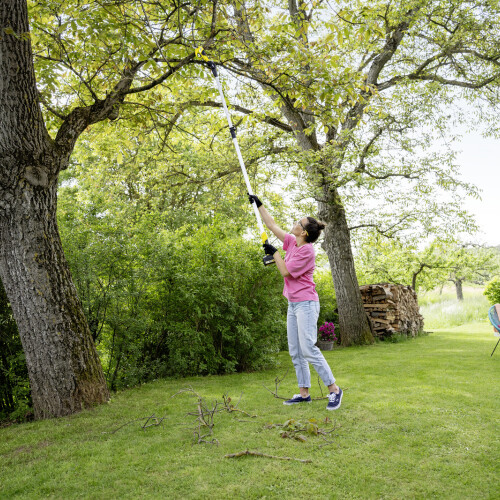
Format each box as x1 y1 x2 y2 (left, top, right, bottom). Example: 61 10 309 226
186 388 220 445
107 413 166 434
263 370 327 401
221 393 257 418
224 449 312 463
172 386 256 445
262 369 288 400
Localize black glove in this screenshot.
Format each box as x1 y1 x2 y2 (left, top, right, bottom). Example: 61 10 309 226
248 194 263 208
263 242 277 255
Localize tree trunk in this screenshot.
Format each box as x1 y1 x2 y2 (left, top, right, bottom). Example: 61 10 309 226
0 176 110 419
319 188 374 346
455 279 464 301
0 0 109 419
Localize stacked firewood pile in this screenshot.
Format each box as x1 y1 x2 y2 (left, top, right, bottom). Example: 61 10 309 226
359 284 424 338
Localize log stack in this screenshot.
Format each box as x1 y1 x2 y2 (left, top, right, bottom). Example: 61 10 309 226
359 284 424 338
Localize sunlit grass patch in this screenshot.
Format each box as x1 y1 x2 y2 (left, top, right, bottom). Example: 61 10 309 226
419 286 489 329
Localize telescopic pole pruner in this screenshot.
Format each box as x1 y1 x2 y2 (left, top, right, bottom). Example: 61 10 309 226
196 47 275 266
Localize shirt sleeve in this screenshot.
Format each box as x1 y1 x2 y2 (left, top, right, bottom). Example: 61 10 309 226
282 233 296 252
286 245 315 278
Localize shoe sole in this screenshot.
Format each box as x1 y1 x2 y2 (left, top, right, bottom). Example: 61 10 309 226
283 400 312 405
326 391 343 411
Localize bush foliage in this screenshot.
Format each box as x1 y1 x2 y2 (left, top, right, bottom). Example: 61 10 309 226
0 281 30 421
484 277 500 305
0 213 290 418
58 207 287 390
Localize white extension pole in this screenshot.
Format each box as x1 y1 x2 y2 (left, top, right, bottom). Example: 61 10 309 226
196 47 268 246
212 75 267 239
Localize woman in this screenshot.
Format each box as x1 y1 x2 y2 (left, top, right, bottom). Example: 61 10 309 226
249 194 342 410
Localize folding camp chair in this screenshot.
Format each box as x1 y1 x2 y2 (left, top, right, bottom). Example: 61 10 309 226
487 304 500 357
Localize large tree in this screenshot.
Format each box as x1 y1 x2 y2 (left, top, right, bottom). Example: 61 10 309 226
0 0 218 418
203 0 500 345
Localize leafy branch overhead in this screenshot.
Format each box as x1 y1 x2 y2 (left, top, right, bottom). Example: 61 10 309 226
203 0 500 232
30 0 223 166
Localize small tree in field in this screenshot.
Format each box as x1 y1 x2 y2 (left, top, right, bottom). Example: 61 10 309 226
444 245 499 300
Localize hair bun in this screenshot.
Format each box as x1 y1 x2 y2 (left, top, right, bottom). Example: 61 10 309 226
304 217 326 243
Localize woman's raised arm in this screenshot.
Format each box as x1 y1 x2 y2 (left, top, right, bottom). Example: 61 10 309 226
249 195 287 242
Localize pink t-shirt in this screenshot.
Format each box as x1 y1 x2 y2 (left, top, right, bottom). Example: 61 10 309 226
282 233 319 302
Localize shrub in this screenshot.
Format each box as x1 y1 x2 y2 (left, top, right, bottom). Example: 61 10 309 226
61 216 287 389
139 226 287 380
0 280 31 421
484 277 500 305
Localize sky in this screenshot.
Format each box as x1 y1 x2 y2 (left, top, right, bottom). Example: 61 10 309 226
455 132 499 247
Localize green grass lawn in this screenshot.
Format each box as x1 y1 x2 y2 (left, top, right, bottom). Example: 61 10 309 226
419 286 490 330
1 323 499 499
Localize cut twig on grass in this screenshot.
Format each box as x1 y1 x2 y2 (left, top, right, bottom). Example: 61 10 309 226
262 369 289 400
172 386 219 444
317 435 340 449
141 414 166 430
221 393 257 418
225 449 312 463
263 370 328 401
172 386 256 445
317 375 324 398
107 413 166 434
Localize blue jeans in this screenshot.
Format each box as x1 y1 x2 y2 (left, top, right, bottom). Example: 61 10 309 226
287 300 335 388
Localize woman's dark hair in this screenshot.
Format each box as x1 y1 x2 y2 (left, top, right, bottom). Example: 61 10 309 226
304 217 326 243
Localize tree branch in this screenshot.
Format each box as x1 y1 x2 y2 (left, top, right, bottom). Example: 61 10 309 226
377 46 500 92
349 214 412 237
183 99 293 132
378 70 500 91
225 449 312 463
37 91 68 121
365 7 421 87
342 7 421 136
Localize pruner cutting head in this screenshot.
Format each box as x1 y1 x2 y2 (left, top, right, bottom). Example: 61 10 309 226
195 46 217 76
195 46 209 61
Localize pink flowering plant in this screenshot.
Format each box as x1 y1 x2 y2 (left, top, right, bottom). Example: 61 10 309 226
319 322 337 342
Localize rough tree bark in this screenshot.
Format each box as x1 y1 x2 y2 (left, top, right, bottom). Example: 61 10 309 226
0 0 109 418
319 188 374 345
454 279 464 301
1 0 207 418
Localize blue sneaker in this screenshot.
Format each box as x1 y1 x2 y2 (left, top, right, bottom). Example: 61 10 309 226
327 389 343 410
283 394 312 405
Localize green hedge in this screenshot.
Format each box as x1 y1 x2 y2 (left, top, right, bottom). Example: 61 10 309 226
0 281 31 421
484 277 500 305
60 217 288 390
